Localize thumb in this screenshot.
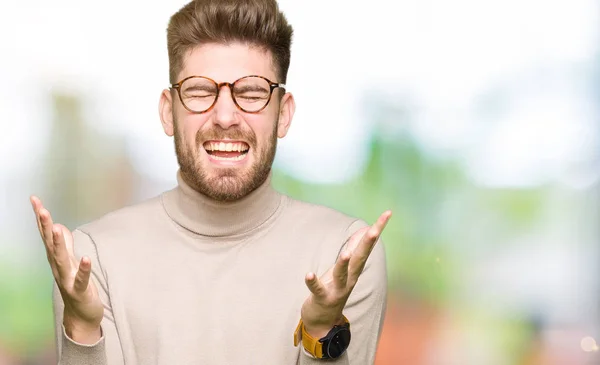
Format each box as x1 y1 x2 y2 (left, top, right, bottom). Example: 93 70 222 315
305 272 326 298
73 256 92 294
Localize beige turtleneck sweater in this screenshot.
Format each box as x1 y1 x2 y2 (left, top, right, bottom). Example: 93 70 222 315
52 172 387 364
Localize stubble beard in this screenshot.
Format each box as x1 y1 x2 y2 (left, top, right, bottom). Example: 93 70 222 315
174 118 278 202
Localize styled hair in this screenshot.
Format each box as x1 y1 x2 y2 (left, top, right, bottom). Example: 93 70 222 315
167 0 293 84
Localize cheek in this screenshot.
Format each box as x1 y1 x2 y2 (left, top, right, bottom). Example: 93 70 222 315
178 116 208 146
247 115 277 144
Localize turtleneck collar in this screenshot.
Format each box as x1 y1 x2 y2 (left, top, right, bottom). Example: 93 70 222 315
161 170 283 238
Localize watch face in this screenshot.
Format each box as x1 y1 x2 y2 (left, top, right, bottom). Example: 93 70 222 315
326 328 351 359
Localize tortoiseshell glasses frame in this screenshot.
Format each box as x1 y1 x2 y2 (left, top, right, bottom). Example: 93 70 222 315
169 75 286 114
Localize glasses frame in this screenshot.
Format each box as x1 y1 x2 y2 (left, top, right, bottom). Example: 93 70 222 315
170 75 286 114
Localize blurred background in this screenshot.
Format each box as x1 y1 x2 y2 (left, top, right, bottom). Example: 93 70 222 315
1 0 599 364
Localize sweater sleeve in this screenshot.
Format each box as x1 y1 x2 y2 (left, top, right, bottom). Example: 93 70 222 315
299 219 388 365
52 229 124 365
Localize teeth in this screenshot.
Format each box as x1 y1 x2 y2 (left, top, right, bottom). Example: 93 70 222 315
206 141 249 152
210 154 247 161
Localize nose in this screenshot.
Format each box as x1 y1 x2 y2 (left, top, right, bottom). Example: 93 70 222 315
212 85 239 129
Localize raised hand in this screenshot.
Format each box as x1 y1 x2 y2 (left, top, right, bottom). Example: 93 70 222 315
301 211 392 338
30 196 103 344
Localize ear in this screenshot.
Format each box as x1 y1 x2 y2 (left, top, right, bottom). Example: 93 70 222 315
276 91 295 138
159 89 175 137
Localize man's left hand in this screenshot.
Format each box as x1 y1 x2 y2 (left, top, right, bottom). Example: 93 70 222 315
300 210 392 338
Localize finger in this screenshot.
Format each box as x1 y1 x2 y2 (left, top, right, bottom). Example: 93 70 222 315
343 226 369 253
353 211 391 257
333 251 351 289
30 196 44 235
39 208 56 254
31 196 47 238
73 257 92 293
305 272 327 298
55 224 75 259
32 197 53 262
52 225 74 279
348 211 392 278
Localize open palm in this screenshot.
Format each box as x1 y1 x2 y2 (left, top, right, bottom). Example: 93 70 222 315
301 211 391 337
31 196 103 336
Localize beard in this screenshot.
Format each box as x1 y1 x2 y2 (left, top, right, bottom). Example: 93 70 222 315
174 117 278 202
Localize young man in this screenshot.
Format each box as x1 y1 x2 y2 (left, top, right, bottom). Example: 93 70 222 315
30 0 391 364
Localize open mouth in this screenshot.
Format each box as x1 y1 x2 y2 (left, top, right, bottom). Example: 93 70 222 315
203 141 250 161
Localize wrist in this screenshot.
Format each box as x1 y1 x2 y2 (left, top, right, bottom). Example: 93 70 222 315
63 313 102 344
302 314 346 339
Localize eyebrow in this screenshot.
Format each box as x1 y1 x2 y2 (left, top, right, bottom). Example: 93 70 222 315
234 85 269 93
183 84 216 92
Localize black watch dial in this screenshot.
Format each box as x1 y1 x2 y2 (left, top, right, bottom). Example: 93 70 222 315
325 328 351 359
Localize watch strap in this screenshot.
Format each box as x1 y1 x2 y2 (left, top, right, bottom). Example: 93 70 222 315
293 315 349 359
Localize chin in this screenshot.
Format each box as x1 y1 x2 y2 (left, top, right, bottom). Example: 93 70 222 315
185 160 270 202
176 137 276 202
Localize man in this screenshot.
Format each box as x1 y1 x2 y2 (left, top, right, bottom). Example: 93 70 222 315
30 0 391 364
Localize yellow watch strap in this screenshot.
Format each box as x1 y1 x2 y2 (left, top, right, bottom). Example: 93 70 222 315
293 316 349 359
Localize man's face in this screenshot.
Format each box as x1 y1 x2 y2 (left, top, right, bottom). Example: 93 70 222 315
159 43 295 202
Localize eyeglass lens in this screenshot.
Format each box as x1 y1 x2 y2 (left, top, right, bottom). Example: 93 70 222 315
179 76 272 113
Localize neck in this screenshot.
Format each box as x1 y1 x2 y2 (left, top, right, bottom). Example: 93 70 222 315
162 170 282 237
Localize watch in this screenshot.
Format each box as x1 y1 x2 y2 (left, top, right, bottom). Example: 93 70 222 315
293 316 351 359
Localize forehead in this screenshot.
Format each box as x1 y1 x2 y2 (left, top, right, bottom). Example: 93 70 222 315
179 42 277 83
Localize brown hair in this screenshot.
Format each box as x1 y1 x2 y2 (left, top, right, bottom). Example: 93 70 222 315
167 0 293 84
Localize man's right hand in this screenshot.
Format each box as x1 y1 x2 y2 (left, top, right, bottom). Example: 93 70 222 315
31 196 104 344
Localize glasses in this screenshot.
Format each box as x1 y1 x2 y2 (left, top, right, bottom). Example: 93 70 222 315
170 75 286 114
